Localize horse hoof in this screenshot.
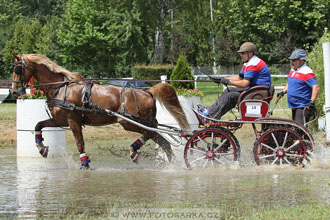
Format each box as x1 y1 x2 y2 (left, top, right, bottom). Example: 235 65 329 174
130 151 140 163
39 146 49 158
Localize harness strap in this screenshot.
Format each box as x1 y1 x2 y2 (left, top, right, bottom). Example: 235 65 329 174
121 86 126 113
130 87 141 116
62 77 69 103
48 78 70 100
82 80 93 107
80 80 93 125
121 86 141 117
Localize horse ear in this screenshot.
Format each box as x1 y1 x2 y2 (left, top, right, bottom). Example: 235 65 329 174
12 52 20 61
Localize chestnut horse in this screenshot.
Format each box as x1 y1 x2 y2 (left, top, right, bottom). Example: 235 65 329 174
12 53 190 168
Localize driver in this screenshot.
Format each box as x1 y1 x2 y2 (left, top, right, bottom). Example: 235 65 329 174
198 42 272 119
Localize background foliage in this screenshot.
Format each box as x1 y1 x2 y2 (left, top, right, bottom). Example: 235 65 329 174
170 54 194 89
1 0 329 80
131 64 173 81
308 28 330 116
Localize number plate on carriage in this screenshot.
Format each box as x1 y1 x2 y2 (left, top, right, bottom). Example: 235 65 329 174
245 102 262 117
239 100 269 121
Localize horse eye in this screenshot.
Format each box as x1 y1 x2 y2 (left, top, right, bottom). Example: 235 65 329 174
14 66 23 75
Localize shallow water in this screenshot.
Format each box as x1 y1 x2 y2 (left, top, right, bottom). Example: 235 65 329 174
1 143 330 219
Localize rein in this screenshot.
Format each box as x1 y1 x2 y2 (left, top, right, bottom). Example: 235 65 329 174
11 80 83 88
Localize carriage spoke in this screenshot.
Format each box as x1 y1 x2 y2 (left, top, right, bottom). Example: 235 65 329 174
202 158 209 168
261 143 276 152
259 154 276 159
214 157 226 165
190 156 207 166
214 139 227 152
284 140 300 152
271 133 280 148
280 158 283 165
282 131 288 148
210 132 214 150
189 147 206 154
271 157 278 165
284 156 292 165
286 153 304 158
215 152 233 156
197 136 209 151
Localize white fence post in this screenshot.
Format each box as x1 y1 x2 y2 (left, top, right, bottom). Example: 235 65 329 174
161 75 167 83
194 76 198 89
322 42 330 141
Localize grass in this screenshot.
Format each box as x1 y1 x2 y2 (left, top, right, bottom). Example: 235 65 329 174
0 103 16 148
34 200 330 220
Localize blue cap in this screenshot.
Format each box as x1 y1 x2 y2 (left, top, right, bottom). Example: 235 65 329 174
289 49 308 60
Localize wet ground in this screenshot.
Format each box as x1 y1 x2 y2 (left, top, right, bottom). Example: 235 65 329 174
1 142 330 219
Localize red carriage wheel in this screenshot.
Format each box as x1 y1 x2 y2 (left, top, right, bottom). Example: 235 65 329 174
254 126 306 166
184 128 240 169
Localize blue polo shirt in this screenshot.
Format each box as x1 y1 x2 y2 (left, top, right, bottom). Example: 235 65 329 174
240 55 272 89
287 64 318 108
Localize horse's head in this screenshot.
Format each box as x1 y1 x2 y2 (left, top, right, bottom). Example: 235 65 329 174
11 53 34 97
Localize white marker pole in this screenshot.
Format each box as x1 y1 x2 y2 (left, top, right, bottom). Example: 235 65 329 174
322 42 330 141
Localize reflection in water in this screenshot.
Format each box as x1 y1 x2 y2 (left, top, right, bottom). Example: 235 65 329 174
0 144 330 218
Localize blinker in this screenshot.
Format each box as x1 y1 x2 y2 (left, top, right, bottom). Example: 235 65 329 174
14 65 23 75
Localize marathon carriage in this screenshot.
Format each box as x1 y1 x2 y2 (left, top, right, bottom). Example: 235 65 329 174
184 85 316 169
12 53 316 170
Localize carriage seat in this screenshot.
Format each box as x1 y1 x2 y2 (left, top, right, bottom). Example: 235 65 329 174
237 85 275 105
237 85 275 121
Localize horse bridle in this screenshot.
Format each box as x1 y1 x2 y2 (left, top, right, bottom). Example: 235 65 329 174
13 56 34 89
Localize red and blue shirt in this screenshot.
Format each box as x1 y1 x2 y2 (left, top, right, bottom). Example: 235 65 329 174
287 64 318 108
240 55 272 89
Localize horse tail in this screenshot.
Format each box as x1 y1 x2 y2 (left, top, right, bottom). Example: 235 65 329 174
148 83 190 130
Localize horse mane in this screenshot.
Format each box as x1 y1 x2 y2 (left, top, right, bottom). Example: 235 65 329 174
22 54 85 81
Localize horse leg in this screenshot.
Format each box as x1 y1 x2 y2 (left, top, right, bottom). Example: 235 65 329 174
119 122 173 162
35 118 59 158
67 119 90 169
148 132 174 162
129 133 173 162
129 136 148 162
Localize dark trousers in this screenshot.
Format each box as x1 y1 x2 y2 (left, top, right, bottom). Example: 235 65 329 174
209 87 245 119
292 108 313 126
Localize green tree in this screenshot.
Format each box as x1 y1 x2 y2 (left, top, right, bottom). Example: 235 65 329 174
0 0 22 79
35 16 61 59
212 0 330 65
57 0 154 78
3 19 43 78
1 0 330 80
170 54 194 89
169 0 214 66
17 0 66 23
